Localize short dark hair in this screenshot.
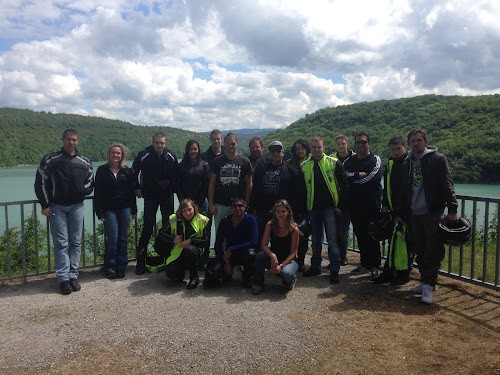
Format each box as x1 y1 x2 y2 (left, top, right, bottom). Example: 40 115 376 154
210 129 222 139
407 129 428 145
224 132 238 143
335 134 349 143
311 136 324 145
230 197 245 205
388 136 406 146
152 132 166 141
249 136 263 148
354 132 370 143
62 129 79 139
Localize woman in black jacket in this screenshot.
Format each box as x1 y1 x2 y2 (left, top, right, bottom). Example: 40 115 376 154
94 143 137 279
178 140 210 268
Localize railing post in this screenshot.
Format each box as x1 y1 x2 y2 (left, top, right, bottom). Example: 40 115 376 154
20 204 27 284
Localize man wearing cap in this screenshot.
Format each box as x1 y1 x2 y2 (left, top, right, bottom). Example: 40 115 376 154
301 137 347 284
250 141 306 251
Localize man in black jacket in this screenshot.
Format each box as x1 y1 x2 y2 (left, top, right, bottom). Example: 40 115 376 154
35 129 93 294
372 136 411 285
406 129 458 304
344 132 383 280
132 132 179 275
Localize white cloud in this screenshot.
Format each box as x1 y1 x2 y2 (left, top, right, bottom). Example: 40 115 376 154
0 0 499 132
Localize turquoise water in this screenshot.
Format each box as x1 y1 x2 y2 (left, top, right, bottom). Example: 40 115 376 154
0 164 499 233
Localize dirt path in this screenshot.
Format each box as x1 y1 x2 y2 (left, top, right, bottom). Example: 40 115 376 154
1 253 499 375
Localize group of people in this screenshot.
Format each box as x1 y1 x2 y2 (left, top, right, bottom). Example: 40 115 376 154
35 126 458 304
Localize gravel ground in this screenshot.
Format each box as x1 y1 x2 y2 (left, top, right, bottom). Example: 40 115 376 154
1 252 499 375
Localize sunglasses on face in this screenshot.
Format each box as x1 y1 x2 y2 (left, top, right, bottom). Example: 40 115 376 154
355 140 368 145
232 203 245 208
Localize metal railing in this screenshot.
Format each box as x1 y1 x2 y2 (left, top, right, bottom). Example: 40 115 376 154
1 195 499 291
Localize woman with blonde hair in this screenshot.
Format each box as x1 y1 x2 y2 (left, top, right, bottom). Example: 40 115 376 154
251 200 300 294
94 143 137 279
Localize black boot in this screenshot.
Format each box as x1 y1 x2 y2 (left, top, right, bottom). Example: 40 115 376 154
135 245 147 275
391 269 410 285
187 276 199 290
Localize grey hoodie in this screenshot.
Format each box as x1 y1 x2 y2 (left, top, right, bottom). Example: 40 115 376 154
409 146 436 215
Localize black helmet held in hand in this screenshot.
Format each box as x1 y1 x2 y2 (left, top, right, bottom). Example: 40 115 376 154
297 219 312 239
368 210 393 241
437 216 472 246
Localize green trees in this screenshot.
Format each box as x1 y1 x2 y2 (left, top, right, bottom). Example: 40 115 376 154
0 211 144 279
263 94 500 182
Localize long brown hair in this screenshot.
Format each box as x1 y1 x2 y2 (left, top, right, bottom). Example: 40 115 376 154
176 199 199 221
270 199 297 235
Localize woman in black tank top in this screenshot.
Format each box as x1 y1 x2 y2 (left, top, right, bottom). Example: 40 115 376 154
251 200 300 294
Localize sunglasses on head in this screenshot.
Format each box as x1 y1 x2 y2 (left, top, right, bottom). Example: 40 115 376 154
355 140 368 145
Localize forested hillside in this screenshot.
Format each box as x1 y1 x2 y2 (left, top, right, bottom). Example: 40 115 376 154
0 108 210 166
2 94 500 182
265 94 500 182
0 108 276 166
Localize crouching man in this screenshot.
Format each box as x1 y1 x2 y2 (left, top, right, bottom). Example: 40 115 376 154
214 198 258 288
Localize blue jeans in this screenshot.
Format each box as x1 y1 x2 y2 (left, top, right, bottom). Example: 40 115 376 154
138 196 174 250
214 204 231 232
337 212 350 260
49 202 84 283
103 208 131 274
252 251 299 290
308 207 341 272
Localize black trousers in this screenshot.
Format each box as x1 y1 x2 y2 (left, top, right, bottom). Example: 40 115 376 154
351 210 381 269
410 212 444 287
166 245 199 281
228 248 256 282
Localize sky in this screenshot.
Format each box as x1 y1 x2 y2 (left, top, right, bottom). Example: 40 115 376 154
0 0 499 132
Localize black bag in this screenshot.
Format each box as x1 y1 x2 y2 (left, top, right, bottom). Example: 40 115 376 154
203 257 224 288
154 226 175 259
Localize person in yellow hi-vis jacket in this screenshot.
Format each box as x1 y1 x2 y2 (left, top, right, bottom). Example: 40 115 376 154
372 136 411 286
155 199 209 290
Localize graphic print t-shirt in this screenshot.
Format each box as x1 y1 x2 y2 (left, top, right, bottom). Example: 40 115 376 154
211 154 252 206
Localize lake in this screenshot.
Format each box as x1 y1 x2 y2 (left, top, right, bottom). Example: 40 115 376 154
1 164 499 235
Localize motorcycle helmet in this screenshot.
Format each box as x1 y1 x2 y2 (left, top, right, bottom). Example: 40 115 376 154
145 251 167 273
437 216 472 246
368 211 393 241
297 219 312 239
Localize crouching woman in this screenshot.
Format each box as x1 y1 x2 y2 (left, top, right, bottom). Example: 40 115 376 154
155 199 209 289
251 200 300 294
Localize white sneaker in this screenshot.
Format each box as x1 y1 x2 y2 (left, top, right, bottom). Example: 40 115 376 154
411 283 438 294
421 284 433 304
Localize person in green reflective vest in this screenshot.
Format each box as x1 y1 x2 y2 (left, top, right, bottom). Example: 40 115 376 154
372 136 411 285
156 199 209 290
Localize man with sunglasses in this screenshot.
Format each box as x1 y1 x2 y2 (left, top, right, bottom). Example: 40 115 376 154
250 141 306 251
301 137 347 284
214 198 258 288
343 132 383 280
208 132 253 232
